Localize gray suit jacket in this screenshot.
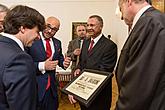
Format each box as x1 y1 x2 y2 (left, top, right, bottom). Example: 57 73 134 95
67 38 81 72
115 7 165 110
0 35 37 110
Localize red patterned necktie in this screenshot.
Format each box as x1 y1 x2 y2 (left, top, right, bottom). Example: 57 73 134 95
45 38 52 58
45 38 52 90
88 40 94 53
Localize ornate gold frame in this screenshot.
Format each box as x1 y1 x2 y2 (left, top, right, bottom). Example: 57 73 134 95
152 0 165 13
72 22 87 40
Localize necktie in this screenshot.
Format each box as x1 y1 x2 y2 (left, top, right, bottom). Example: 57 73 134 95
88 40 94 53
45 38 52 90
45 38 52 58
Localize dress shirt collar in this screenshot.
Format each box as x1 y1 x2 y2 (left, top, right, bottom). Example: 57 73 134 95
131 5 151 30
1 32 24 51
91 33 102 45
40 32 53 42
78 36 85 41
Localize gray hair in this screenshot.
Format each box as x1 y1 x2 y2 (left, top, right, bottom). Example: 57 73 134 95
89 15 104 27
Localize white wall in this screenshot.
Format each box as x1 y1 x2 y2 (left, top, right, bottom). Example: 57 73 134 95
1 0 128 56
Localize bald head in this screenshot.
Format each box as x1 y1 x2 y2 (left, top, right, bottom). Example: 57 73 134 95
42 16 60 39
46 16 60 29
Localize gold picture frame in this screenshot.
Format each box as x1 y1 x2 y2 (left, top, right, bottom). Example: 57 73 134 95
72 22 87 40
152 0 165 13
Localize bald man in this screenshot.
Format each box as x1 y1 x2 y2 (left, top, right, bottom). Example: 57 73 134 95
27 16 71 110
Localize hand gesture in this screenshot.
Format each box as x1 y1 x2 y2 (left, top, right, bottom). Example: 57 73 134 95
45 56 58 70
68 94 77 104
74 69 81 76
63 56 71 69
73 48 81 56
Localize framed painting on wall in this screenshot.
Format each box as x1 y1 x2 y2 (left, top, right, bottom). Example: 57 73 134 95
152 0 165 13
72 22 87 40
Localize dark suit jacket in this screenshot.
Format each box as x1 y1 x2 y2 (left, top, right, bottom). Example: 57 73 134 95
67 38 81 72
77 35 117 110
0 35 37 110
115 7 165 110
27 37 64 102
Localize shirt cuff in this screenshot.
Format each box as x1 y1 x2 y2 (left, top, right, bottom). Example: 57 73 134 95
38 62 45 74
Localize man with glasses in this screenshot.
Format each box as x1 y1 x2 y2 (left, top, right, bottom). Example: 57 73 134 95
27 16 71 110
0 4 8 33
115 0 165 110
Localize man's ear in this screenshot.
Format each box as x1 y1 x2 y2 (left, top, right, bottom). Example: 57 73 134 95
20 26 25 34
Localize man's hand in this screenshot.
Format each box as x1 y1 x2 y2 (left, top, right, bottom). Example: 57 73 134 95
45 57 58 70
73 48 81 56
74 69 81 76
68 94 77 104
63 56 71 69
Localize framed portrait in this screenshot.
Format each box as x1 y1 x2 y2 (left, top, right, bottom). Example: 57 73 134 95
152 0 165 13
72 22 87 40
62 69 113 107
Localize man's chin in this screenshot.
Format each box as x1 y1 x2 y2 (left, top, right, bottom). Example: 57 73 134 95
26 42 33 47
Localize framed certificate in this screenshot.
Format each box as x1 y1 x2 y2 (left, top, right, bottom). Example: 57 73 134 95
62 69 113 107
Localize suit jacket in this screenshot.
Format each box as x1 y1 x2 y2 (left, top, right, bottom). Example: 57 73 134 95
27 37 64 102
78 35 117 110
115 7 165 110
0 35 37 110
67 38 81 72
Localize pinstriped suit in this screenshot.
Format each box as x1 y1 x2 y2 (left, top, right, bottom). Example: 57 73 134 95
77 35 117 110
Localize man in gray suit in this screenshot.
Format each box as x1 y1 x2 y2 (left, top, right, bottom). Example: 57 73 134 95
0 5 45 110
67 24 87 73
115 0 165 110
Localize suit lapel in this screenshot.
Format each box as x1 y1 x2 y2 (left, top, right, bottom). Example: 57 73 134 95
123 7 155 51
88 35 104 56
84 39 90 55
52 38 60 60
38 39 47 58
75 38 80 48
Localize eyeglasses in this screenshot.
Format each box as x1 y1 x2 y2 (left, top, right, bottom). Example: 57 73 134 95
45 24 59 33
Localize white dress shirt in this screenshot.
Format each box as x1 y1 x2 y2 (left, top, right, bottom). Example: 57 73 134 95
39 33 55 74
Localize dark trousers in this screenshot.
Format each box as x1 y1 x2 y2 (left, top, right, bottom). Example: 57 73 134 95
37 88 58 110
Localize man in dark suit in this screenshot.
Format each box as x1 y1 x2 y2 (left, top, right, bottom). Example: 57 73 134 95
0 5 45 110
27 16 71 110
68 15 117 110
115 0 165 110
67 24 87 73
119 0 152 32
